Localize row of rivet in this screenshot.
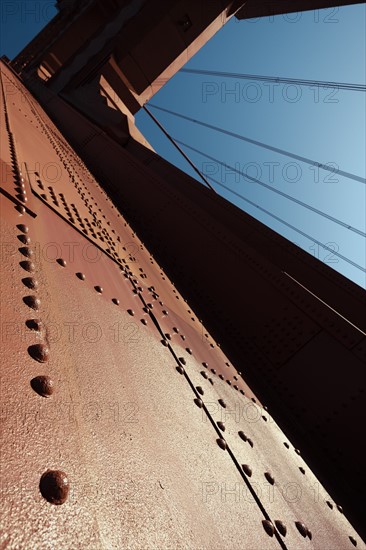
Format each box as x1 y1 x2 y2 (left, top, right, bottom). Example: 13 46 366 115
174 335 337 546
15 217 69 506
1 76 29 208
140 303 278 535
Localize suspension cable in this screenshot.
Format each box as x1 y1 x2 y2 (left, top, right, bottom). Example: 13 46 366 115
141 105 365 272
143 105 216 192
180 68 366 92
173 139 366 238
148 104 366 185
201 174 365 273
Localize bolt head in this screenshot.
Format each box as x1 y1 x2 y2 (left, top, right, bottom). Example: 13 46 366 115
216 438 227 450
274 520 287 537
39 470 69 505
242 464 252 477
262 520 275 537
28 343 50 363
264 472 275 485
31 376 54 397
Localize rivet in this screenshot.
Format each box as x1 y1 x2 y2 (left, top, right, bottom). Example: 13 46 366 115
200 371 208 379
22 277 38 290
219 374 224 380
179 357 186 365
337 504 343 513
18 234 30 244
19 246 33 258
94 286 103 293
23 295 40 310
262 520 275 537
173 327 179 333
202 362 208 368
17 224 28 233
218 399 226 408
56 258 66 267
162 310 168 315
295 448 301 455
238 431 247 441
216 438 227 450
162 339 169 347
264 472 275 485
349 536 357 546
26 319 43 331
194 398 203 408
299 467 305 474
196 386 204 395
181 335 186 341
217 421 225 432
20 260 35 273
76 272 85 280
226 380 231 386
247 438 254 447
176 366 184 374
141 319 147 325
16 205 26 214
186 348 192 355
112 298 119 305
31 375 54 397
210 368 216 375
208 378 214 385
242 464 252 476
28 343 49 362
284 442 290 449
295 521 308 537
39 470 69 505
274 520 287 536
165 333 171 340
262 415 267 421
326 500 333 509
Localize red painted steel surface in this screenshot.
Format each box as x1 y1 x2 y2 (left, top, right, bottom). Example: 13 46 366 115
29 57 366 537
1 59 365 549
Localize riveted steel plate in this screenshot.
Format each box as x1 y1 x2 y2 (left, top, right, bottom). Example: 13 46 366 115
1 59 365 550
1 191 280 550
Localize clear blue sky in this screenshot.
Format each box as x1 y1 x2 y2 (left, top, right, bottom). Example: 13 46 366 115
1 2 365 288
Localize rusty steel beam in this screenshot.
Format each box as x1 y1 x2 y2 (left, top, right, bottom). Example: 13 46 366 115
8 3 366 530
1 59 365 549
2 0 366 545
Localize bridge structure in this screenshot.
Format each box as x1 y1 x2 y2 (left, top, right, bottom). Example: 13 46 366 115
1 1 365 548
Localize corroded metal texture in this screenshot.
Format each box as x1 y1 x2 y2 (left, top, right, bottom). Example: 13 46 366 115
1 60 365 549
